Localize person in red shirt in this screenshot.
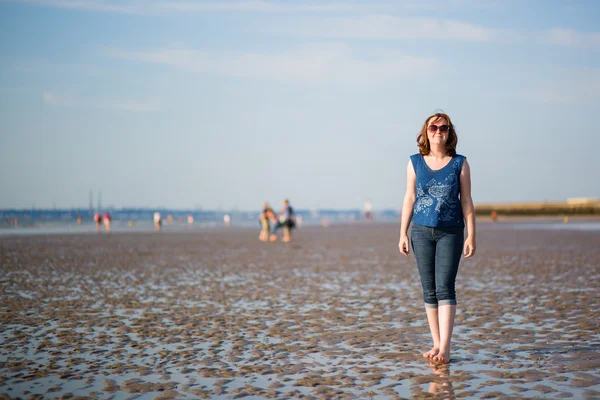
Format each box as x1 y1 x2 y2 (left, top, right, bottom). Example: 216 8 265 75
103 212 112 232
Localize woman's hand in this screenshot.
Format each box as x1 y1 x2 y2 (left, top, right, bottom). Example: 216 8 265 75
463 236 476 258
398 235 410 256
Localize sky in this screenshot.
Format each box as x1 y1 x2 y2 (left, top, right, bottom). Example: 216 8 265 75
1 0 599 211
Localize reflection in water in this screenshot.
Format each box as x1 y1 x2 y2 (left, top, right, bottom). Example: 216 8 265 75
427 362 454 399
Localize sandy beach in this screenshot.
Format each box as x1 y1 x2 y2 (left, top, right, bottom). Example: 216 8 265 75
1 222 599 399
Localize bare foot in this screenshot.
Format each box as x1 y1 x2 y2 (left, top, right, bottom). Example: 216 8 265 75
432 351 450 364
423 347 439 359
282 237 290 242
269 234 278 242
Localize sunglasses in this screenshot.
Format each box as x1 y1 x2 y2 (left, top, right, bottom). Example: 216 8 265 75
428 124 449 133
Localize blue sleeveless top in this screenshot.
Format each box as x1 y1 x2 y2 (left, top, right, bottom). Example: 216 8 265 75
410 153 465 228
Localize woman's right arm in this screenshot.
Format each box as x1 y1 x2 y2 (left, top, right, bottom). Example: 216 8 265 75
399 159 417 255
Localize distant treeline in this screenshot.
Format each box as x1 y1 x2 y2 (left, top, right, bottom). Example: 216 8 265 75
475 201 600 216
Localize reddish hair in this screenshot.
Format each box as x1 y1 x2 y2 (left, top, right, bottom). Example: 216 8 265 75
416 112 458 156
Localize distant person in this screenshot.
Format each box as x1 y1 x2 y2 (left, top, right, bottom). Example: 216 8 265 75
259 202 276 241
398 112 476 364
76 214 82 225
103 212 112 232
93 213 103 232
364 200 373 221
490 210 498 223
270 199 296 242
154 212 162 231
224 214 231 227
167 214 174 225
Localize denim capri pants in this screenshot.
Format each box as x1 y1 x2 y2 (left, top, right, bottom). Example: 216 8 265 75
411 223 464 308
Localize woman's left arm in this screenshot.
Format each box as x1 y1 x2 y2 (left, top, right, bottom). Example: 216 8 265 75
460 159 476 258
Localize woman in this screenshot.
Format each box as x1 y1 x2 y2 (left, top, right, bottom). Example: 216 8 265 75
259 202 276 241
398 112 476 364
103 212 111 232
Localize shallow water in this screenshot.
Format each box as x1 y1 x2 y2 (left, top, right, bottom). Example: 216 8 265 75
1 223 599 399
511 221 600 232
0 220 228 237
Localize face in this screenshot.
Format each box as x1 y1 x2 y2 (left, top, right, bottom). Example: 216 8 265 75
426 116 449 146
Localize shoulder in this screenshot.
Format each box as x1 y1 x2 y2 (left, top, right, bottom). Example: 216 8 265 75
457 155 471 175
407 154 420 172
449 154 466 173
454 154 467 166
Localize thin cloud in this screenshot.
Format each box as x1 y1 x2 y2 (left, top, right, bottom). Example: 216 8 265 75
106 44 440 87
11 0 593 49
13 0 396 15
106 47 210 70
152 1 378 13
8 0 523 45
42 90 73 106
269 15 507 43
12 0 508 14
539 28 600 49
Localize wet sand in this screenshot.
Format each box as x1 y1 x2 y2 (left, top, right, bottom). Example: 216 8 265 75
1 223 599 399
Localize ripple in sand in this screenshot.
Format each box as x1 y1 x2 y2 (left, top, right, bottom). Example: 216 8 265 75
1 225 599 398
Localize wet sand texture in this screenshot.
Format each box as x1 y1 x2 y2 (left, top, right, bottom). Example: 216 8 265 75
1 223 599 399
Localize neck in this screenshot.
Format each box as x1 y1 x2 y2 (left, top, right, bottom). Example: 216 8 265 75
428 146 447 159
